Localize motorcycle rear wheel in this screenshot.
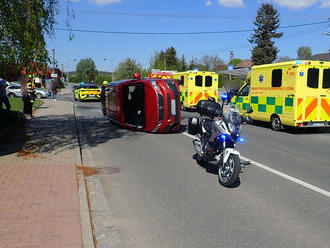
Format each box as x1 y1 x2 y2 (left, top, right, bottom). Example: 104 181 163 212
218 154 240 187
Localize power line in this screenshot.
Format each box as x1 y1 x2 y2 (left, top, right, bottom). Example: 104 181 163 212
76 10 327 21
77 10 251 20
56 20 327 35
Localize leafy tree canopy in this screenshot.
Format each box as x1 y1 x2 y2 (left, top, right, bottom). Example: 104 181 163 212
249 3 283 65
115 58 142 80
297 46 312 60
0 0 59 78
228 59 242 67
150 47 178 70
76 58 98 82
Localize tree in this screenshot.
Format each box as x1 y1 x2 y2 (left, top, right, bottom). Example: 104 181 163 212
249 3 283 65
188 57 198 70
177 55 187 71
0 0 59 77
228 58 242 67
115 58 142 80
76 58 98 82
150 47 179 70
276 56 295 62
297 46 312 60
192 55 224 72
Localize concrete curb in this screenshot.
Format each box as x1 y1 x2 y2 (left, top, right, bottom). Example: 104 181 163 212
72 103 95 248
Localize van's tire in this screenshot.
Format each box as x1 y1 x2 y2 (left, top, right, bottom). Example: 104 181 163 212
270 115 282 131
8 93 15 98
36 93 42 99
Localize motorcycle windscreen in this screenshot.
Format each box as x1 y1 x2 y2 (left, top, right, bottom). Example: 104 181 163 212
123 84 145 128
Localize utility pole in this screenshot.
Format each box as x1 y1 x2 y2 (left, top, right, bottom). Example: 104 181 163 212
229 50 234 80
230 50 234 61
52 49 56 73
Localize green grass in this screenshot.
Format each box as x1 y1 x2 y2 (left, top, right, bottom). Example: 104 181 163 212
0 97 43 132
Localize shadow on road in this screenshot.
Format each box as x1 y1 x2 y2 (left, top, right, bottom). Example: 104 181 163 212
192 153 241 188
0 112 141 158
76 114 144 149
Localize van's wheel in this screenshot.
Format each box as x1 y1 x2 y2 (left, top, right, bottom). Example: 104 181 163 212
271 115 282 131
8 93 15 98
36 93 42 99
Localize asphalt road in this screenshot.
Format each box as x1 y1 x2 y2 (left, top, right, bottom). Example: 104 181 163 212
73 97 330 248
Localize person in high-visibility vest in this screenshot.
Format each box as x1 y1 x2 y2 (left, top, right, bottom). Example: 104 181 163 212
22 75 36 118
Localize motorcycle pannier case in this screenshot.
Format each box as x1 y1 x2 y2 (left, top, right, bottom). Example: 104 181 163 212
196 100 222 118
188 116 199 135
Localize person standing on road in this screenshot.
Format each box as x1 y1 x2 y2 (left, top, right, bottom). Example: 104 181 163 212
52 80 58 101
0 79 11 120
22 76 35 118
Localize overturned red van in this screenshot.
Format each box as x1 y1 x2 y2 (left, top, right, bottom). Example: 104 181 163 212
101 76 181 133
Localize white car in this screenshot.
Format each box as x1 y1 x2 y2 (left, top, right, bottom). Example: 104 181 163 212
6 85 51 99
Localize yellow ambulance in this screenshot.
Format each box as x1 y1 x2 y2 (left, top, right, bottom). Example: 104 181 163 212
173 70 219 110
231 60 330 130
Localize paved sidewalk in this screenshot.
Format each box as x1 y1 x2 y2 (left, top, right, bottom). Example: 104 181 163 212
0 90 82 248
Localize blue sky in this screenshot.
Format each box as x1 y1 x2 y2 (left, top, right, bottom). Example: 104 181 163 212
46 0 330 72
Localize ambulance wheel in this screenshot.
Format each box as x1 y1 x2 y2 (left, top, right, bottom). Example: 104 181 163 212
271 115 282 131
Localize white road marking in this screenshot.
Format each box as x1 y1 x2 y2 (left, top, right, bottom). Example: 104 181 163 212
182 132 330 198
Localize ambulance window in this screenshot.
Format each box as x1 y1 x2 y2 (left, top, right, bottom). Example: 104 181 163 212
195 76 203 87
272 69 282 87
239 84 250 96
307 68 319 88
205 76 212 87
322 69 330 89
180 76 184 86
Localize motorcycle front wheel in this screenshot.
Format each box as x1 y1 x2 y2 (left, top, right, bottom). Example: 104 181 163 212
218 154 240 187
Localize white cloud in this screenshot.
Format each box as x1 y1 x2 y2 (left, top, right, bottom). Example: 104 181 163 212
271 0 330 9
320 0 330 7
91 0 121 5
217 0 244 7
205 0 213 6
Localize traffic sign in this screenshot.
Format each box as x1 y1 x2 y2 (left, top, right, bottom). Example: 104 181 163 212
51 73 57 78
227 65 234 71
